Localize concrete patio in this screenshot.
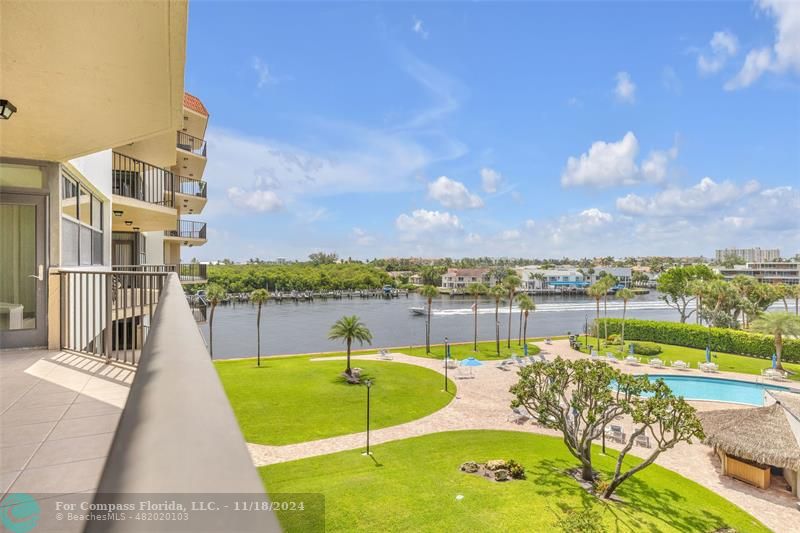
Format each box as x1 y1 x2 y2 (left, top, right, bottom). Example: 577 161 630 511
1 349 132 508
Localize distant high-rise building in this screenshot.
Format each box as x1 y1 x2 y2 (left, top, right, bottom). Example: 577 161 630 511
715 247 781 263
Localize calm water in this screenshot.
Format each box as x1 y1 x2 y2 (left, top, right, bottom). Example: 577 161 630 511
200 291 687 359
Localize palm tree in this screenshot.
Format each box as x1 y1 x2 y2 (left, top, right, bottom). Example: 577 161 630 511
749 312 800 371
490 285 506 355
587 282 606 352
615 287 636 350
503 275 522 348
206 283 226 359
250 288 269 366
467 283 488 351
517 295 535 347
420 285 439 353
794 284 800 316
328 315 373 377
688 279 706 325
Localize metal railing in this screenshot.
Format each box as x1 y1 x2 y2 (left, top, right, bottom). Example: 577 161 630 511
86 274 281 532
112 152 175 207
178 262 208 283
59 270 169 365
166 219 207 240
177 131 207 157
176 175 207 198
111 264 177 274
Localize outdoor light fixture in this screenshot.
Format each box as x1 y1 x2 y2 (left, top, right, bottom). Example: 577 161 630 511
362 379 373 456
0 99 17 120
113 210 123 217
125 220 133 226
132 227 140 231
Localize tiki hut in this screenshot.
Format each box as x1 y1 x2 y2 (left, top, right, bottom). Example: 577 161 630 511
699 392 800 496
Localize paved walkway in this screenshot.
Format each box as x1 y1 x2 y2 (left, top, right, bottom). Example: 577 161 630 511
248 340 799 533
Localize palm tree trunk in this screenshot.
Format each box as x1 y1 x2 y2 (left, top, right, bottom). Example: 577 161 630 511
518 309 523 345
209 304 216 358
603 295 608 340
523 312 528 346
621 300 627 348
256 303 262 367
426 297 432 353
346 338 352 375
507 295 513 348
595 299 601 351
473 297 478 351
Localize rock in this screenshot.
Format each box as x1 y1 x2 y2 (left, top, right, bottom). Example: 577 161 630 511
494 469 509 481
486 459 507 471
460 462 479 473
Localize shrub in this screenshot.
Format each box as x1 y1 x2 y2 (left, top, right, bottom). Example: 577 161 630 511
553 507 605 533
607 334 621 345
597 319 800 363
506 459 526 480
630 341 662 356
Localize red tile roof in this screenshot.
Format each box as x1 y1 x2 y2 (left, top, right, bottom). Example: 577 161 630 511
183 92 208 117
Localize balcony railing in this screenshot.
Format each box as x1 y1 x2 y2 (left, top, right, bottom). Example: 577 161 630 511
112 152 175 208
179 262 208 283
166 219 207 240
177 131 207 157
176 175 207 198
85 274 281 532
59 269 170 365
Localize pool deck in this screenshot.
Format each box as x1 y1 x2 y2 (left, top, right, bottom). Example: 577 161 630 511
248 339 799 533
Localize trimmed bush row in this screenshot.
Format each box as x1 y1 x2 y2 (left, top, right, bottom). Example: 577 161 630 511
596 319 800 363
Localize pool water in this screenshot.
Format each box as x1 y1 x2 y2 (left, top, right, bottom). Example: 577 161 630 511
647 375 790 406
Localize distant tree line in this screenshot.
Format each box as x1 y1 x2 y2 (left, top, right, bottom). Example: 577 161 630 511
207 263 392 293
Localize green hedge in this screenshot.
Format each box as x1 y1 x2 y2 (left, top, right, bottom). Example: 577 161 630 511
596 319 800 363
630 341 662 356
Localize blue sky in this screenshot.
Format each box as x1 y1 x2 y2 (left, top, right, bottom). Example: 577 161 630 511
184 1 799 261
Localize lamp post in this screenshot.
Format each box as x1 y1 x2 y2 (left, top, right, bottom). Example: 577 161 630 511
362 379 373 456
584 313 588 348
443 337 449 393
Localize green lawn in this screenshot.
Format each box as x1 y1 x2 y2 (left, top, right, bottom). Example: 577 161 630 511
575 336 800 381
260 430 767 533
215 357 455 445
403 338 547 361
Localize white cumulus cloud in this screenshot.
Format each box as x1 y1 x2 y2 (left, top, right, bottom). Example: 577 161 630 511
726 0 800 89
480 167 502 193
352 227 375 246
615 177 760 216
561 132 678 188
412 17 429 39
427 176 484 209
614 72 636 103
395 209 462 239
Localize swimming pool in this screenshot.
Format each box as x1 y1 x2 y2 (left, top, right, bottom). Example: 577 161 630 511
645 375 791 406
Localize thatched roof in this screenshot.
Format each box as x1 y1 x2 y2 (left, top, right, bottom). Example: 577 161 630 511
770 390 800 419
699 403 800 470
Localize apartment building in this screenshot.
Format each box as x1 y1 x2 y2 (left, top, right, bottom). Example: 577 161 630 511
441 268 495 289
715 247 781 263
0 3 278 528
718 262 800 285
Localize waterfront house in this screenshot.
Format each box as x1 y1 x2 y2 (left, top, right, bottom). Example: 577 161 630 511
441 268 495 289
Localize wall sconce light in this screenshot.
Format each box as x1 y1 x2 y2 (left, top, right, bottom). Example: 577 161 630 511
0 99 17 120
113 210 123 217
125 220 133 226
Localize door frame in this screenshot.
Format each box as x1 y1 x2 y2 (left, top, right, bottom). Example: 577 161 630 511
0 191 49 348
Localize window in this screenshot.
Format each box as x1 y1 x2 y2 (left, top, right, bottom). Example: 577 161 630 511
61 173 104 266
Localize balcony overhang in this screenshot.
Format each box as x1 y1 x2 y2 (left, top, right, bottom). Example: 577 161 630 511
0 1 187 161
182 107 209 140
174 150 207 180
112 196 177 232
163 234 208 247
175 191 208 215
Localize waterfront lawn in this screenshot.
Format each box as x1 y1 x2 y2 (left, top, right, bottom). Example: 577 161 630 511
576 336 800 380
260 430 767 533
216 357 455 445
404 339 545 361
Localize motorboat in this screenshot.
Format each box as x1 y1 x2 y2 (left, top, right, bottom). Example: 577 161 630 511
409 306 426 316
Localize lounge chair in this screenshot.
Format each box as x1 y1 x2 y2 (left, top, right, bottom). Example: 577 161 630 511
378 349 393 361
507 407 532 423
605 425 626 443
648 358 664 369
495 358 514 370
513 356 528 367
671 360 689 370
605 352 619 364
589 351 602 362
545 337 552 345
634 433 651 448
762 368 787 381
698 362 719 373
624 355 640 366
537 353 548 364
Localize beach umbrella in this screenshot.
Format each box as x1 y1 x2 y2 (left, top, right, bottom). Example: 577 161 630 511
705 346 711 363
772 354 777 369
523 343 528 357
461 356 483 377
